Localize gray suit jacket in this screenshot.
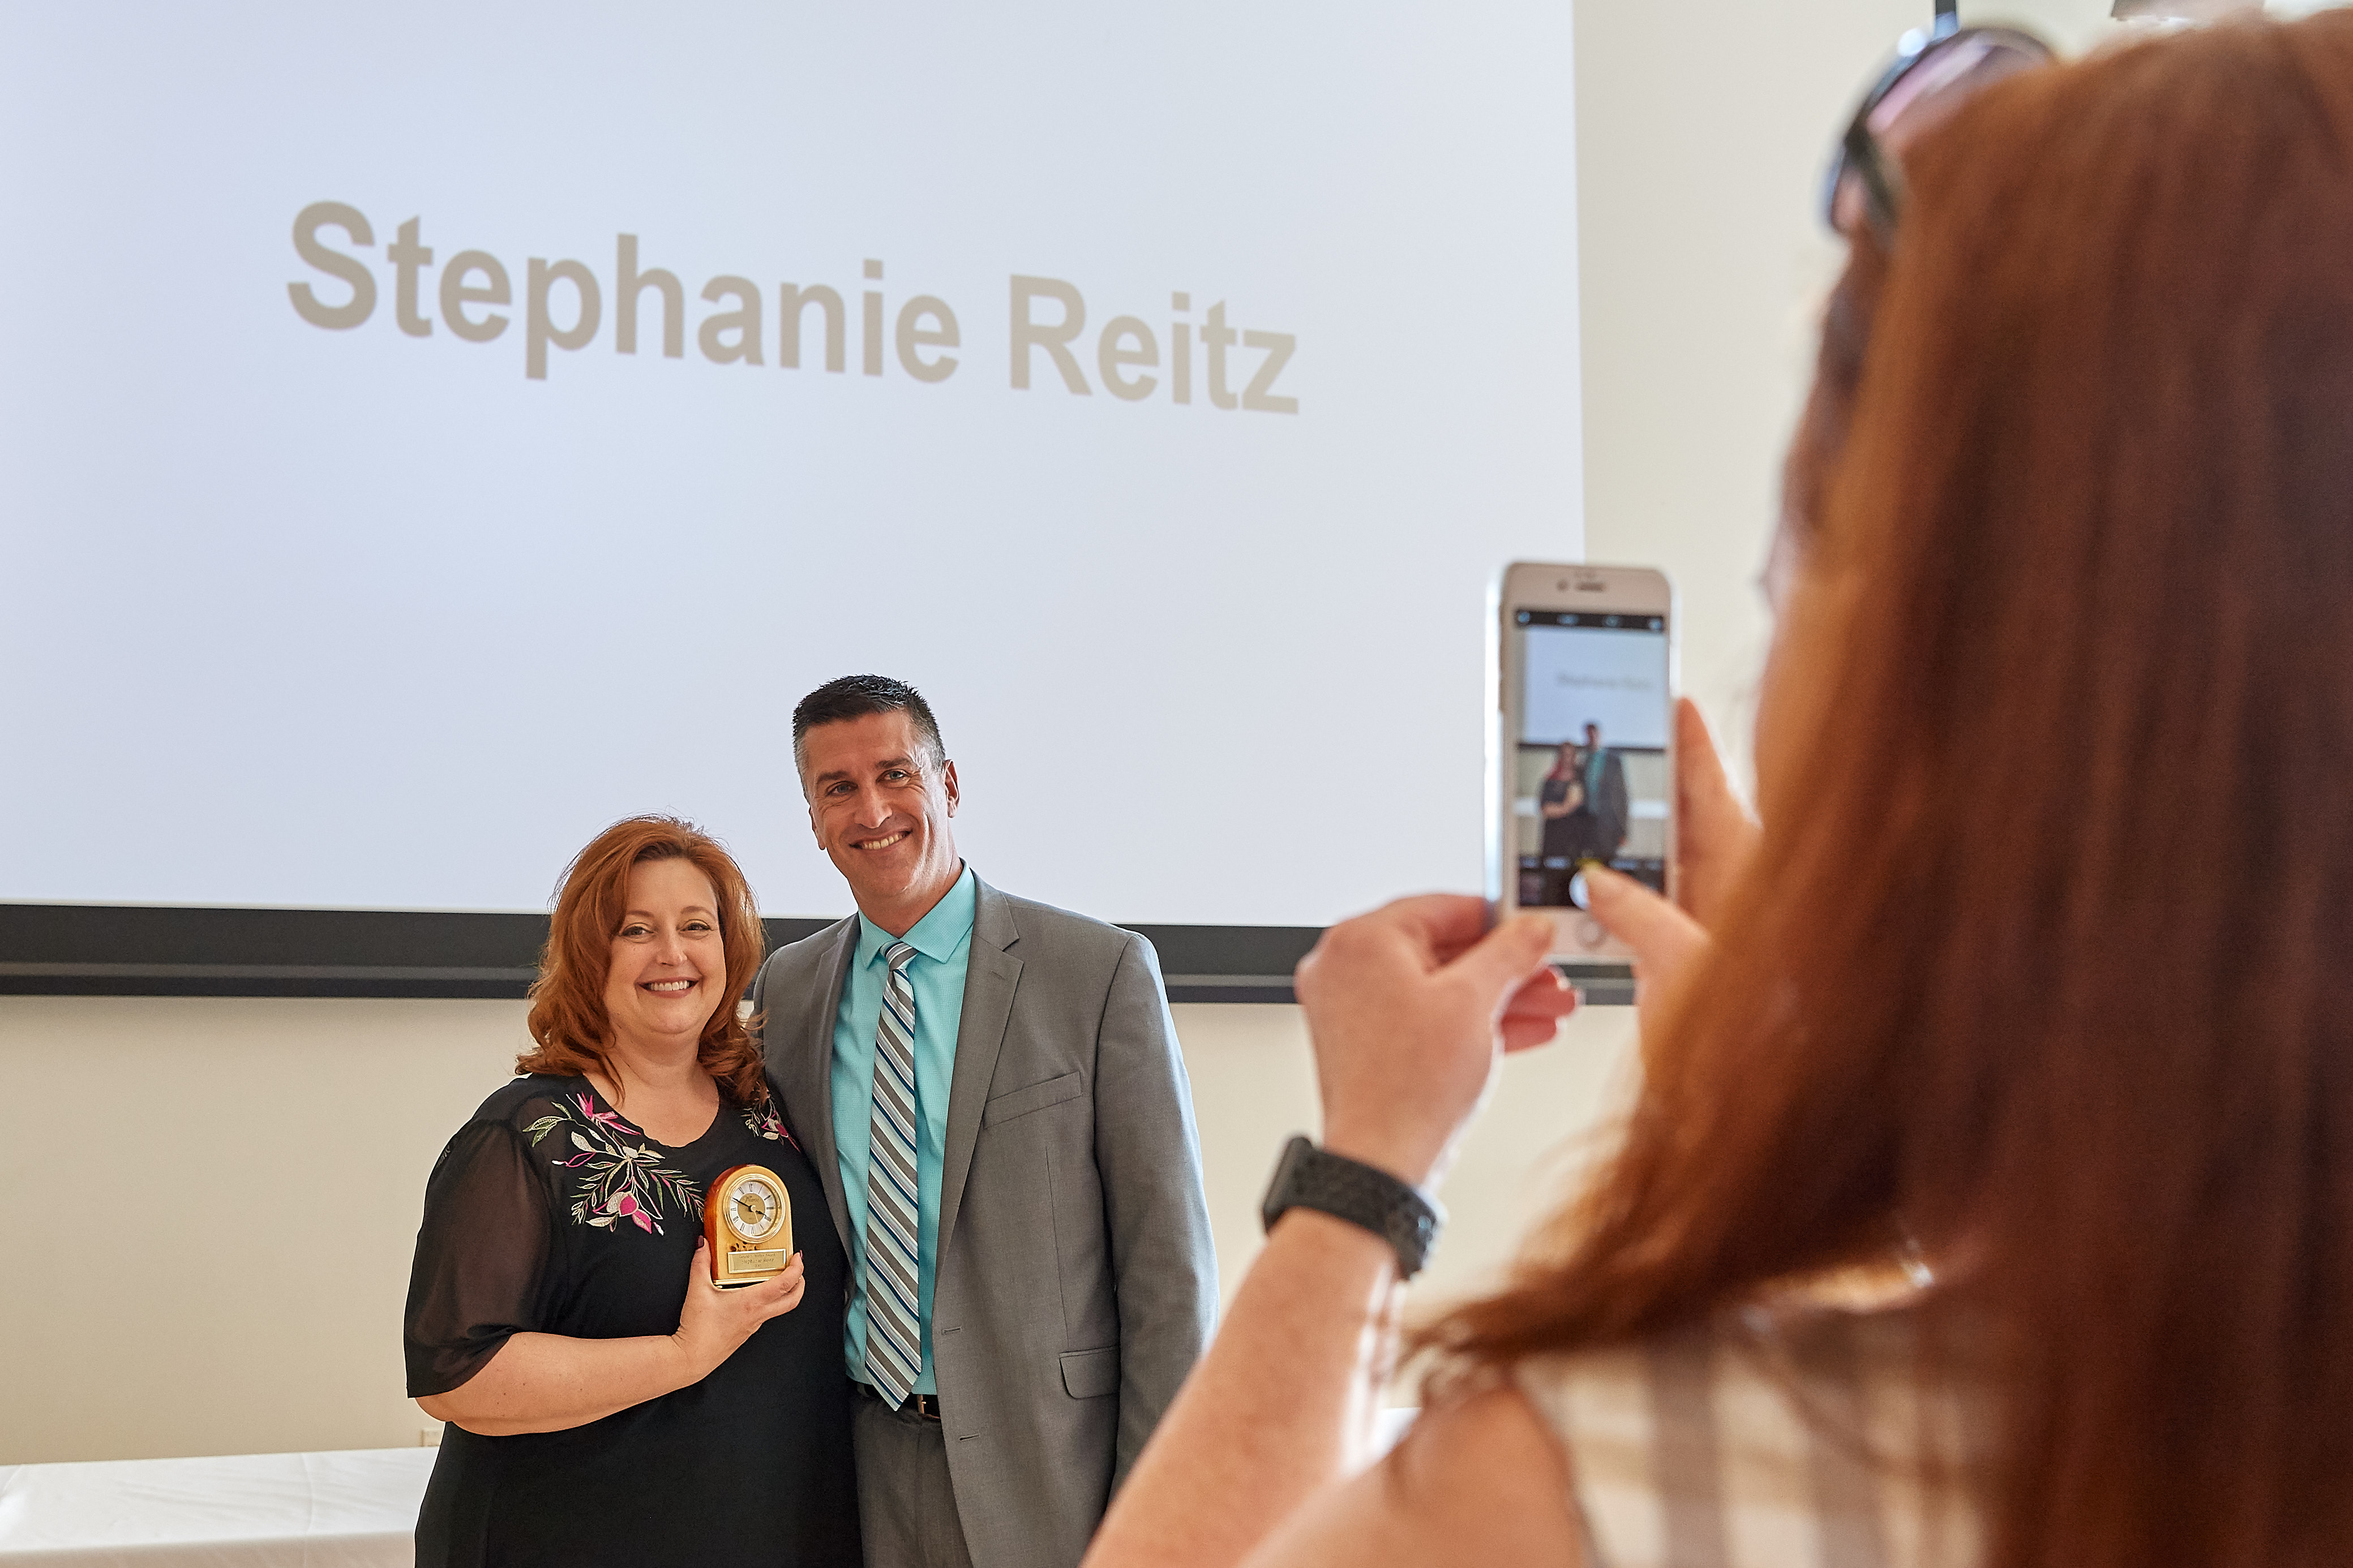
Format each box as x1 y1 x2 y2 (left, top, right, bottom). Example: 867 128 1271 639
750 875 1218 1568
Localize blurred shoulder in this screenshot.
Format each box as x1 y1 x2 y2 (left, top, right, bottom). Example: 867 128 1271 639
1250 1386 1581 1567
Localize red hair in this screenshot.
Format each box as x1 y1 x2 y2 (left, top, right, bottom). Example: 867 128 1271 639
1430 18 2353 1568
520 815 768 1106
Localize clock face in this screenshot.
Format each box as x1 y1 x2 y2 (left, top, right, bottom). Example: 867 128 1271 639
728 1175 782 1242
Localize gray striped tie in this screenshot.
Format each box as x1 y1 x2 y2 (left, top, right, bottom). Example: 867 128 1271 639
862 941 924 1404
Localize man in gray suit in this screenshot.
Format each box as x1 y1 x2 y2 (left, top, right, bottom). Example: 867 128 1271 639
1580 721 1631 862
752 674 1217 1568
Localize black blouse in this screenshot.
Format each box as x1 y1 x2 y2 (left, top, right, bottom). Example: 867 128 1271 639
404 1073 858 1568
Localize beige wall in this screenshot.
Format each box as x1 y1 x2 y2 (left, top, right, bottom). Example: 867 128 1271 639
1578 0 2134 767
0 996 1638 1465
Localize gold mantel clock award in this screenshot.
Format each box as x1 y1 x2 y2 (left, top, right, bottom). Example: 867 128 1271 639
706 1165 794 1286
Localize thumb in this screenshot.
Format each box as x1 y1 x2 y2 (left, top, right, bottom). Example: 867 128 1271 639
1582 866 1707 970
1442 912 1556 1002
1677 700 1744 840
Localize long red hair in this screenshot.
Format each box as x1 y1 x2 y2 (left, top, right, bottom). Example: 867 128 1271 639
520 815 769 1106
1431 18 2353 1568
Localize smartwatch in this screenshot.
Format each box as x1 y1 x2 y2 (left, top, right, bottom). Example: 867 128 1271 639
1259 1135 1445 1279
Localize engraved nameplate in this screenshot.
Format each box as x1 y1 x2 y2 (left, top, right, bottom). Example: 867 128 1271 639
726 1247 790 1275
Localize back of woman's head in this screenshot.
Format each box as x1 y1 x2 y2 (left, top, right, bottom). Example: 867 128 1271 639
1437 17 2353 1568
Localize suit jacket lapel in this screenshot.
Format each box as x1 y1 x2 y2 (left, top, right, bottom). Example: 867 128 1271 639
938 877 1021 1266
786 915 860 1256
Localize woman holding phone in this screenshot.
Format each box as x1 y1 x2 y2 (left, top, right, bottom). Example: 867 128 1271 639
1085 15 2353 1568
405 816 858 1567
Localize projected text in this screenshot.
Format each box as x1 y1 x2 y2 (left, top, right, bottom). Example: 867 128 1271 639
288 201 1299 410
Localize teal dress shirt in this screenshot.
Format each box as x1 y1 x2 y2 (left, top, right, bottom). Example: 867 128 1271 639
830 864 976 1394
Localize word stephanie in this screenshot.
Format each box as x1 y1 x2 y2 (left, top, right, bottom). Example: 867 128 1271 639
286 203 1298 411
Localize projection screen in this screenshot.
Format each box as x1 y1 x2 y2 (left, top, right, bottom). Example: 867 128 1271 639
0 3 1581 952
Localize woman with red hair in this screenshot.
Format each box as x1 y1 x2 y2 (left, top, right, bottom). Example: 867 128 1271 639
404 816 858 1567
1088 13 2353 1568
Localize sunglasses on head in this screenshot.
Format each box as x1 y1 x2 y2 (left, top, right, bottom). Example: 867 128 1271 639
1822 2 2056 240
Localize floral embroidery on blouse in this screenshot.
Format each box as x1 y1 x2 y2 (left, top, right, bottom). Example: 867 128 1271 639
524 1092 703 1234
742 1099 801 1151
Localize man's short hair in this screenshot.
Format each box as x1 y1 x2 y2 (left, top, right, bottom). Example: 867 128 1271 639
791 675 946 783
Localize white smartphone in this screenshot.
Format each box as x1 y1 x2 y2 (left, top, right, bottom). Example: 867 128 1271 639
1488 562 1677 973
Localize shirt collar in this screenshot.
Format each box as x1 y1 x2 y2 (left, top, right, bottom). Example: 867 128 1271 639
856 863 978 969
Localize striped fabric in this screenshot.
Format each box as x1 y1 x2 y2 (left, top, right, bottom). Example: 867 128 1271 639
1515 1306 1992 1568
861 940 924 1404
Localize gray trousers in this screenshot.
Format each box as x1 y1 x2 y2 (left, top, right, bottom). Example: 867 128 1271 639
854 1389 974 1568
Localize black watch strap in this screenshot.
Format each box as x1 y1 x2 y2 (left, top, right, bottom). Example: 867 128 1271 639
1259 1135 1444 1279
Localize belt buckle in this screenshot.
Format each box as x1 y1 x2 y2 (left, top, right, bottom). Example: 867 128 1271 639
910 1393 942 1422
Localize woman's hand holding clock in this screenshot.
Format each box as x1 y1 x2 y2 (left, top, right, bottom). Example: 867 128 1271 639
671 1240 806 1382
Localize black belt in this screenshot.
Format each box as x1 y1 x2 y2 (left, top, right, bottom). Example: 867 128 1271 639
856 1382 942 1421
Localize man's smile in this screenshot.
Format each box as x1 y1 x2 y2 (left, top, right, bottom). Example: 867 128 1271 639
854 830 912 851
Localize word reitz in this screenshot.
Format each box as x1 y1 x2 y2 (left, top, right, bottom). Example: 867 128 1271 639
286 202 1298 412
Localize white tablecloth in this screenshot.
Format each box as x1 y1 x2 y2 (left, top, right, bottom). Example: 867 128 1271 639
0 1420 1413 1566
0 1448 435 1567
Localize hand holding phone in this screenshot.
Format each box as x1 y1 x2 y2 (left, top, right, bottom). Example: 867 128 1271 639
1292 897 1574 1188
1578 697 1760 1003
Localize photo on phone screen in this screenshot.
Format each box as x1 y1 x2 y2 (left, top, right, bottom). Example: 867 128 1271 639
1510 607 1671 909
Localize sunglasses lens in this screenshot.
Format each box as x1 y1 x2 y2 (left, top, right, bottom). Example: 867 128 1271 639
1866 33 2051 148
1828 29 2055 234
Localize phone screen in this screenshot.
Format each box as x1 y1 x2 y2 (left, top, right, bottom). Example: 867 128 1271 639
1510 607 1671 909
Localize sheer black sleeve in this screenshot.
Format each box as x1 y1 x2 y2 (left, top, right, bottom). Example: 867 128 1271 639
404 1118 552 1397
